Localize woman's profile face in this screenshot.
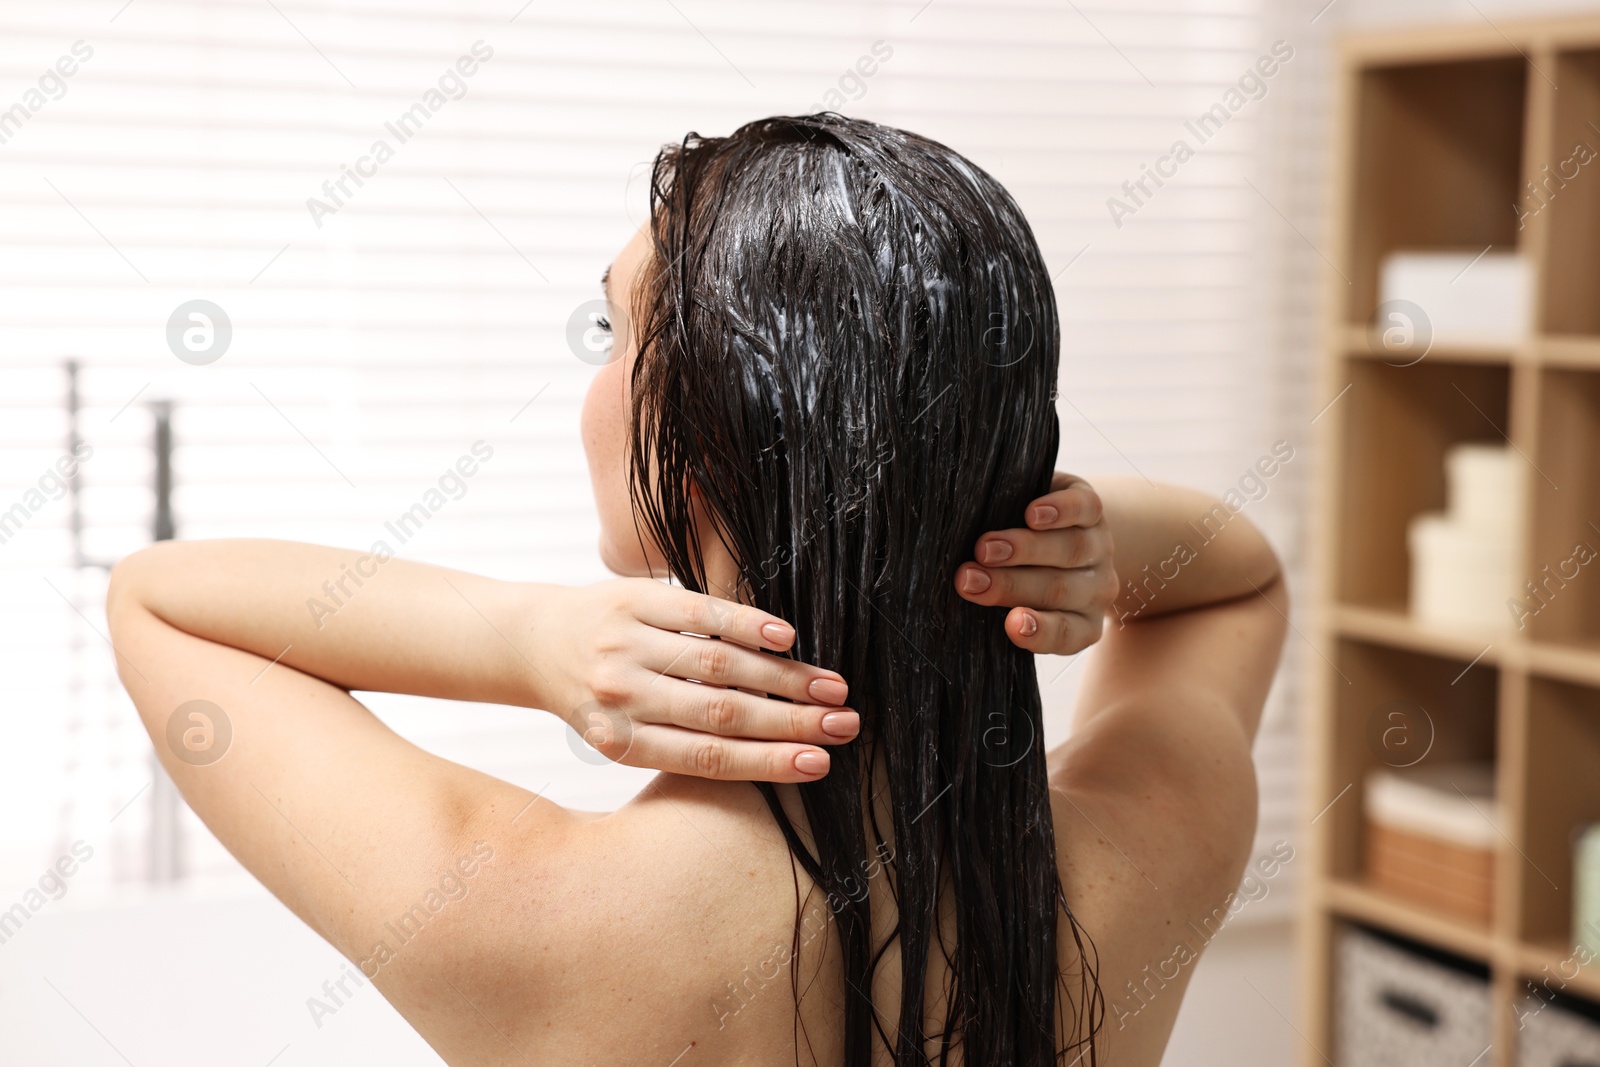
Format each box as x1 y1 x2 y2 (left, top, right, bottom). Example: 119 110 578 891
580 225 658 577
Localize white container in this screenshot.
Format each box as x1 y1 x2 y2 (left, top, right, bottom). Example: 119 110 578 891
1409 513 1516 631
1446 443 1522 533
1380 251 1531 345
1408 444 1523 631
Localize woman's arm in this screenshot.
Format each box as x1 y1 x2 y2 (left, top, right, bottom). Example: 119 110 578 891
1068 474 1286 736
1006 477 1288 936
111 538 547 707
107 538 862 783
110 522 1128 787
1027 478 1287 1067
1090 476 1283 625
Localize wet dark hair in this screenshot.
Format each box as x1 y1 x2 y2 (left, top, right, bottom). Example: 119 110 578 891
627 113 1102 1066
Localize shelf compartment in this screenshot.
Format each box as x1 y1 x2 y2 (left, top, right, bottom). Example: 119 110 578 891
1518 676 1600 946
1347 57 1528 328
1537 51 1600 335
1327 639 1499 892
1335 358 1512 611
1525 368 1600 646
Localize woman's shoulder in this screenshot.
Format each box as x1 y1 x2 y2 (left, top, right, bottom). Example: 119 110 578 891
424 773 832 1063
1048 698 1258 911
450 772 806 965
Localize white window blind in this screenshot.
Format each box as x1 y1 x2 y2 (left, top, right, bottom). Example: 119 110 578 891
0 0 1307 912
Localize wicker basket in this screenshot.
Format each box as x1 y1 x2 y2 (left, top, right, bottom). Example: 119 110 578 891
1366 820 1493 923
1364 763 1497 924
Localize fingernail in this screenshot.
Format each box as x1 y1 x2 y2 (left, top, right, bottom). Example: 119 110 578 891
1031 505 1059 527
808 677 849 705
1017 611 1038 637
821 710 859 738
761 621 794 647
794 750 829 776
961 568 991 594
980 540 1013 564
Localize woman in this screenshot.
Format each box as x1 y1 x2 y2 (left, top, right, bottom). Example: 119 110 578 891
106 115 1286 1066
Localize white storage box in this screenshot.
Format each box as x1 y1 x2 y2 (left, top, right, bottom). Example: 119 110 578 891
1380 251 1531 346
1337 926 1491 1067
1517 993 1600 1066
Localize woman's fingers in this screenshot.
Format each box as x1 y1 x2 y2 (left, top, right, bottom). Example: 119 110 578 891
639 678 858 746
1025 474 1103 530
565 579 857 781
623 724 835 783
958 473 1118 658
641 629 849 708
973 523 1111 571
1004 607 1105 656
955 562 1115 613
634 583 798 651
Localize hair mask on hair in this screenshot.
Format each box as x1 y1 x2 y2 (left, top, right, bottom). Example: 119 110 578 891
628 113 1103 1067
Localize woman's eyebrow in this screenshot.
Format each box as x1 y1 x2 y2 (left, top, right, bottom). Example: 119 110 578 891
601 265 612 301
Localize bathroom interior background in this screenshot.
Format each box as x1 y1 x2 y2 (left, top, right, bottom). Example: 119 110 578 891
0 0 1582 1063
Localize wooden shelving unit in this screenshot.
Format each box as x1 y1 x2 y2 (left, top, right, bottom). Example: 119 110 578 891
1306 16 1600 1066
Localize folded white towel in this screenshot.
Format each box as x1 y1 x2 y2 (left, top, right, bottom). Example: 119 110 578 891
1365 761 1499 849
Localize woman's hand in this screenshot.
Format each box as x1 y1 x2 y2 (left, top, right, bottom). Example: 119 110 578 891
956 473 1119 655
532 580 859 784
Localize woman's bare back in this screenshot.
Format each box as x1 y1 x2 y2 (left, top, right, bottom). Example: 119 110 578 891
404 580 1281 1067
